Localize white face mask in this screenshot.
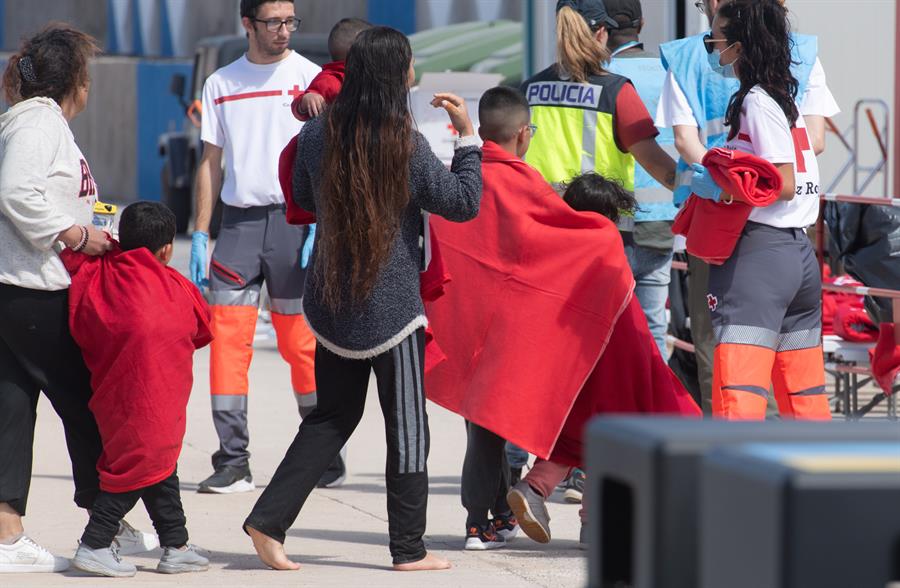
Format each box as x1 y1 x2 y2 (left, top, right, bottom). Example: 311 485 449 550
707 42 739 79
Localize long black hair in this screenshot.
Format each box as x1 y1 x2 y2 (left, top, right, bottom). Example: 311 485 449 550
719 0 799 140
318 26 413 310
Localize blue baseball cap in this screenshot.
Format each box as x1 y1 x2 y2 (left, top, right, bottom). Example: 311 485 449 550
556 0 620 30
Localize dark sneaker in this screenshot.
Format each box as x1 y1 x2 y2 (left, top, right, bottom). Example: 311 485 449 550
563 469 585 504
507 481 552 544
510 466 522 487
197 465 255 494
492 513 519 541
316 448 347 488
578 524 587 550
72 543 136 577
464 524 506 551
157 545 209 574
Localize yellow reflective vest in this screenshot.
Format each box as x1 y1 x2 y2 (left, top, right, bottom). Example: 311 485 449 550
521 67 635 192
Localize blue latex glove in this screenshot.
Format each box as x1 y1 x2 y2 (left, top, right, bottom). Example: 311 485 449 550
190 231 209 290
300 223 316 269
688 163 723 202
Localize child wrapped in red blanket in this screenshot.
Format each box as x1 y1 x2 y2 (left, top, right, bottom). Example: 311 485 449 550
62 202 212 577
425 89 699 548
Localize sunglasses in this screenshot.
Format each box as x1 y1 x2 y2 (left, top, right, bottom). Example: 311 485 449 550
702 33 731 54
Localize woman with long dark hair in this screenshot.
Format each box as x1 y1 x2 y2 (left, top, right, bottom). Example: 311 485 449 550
243 26 481 571
701 0 831 420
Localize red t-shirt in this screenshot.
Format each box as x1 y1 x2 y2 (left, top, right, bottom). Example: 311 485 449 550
613 82 659 151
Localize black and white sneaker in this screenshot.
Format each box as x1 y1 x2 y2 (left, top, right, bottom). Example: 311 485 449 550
197 465 255 494
464 524 506 551
563 469 585 504
492 513 519 541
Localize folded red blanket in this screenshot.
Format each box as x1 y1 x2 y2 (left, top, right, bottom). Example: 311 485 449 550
833 303 879 343
672 147 783 265
869 323 900 395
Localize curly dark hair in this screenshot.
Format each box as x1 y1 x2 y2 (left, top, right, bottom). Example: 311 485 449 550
2 24 99 105
562 172 637 223
318 27 413 311
718 0 799 141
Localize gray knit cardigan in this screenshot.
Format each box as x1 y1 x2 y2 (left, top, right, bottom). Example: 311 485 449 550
293 115 482 359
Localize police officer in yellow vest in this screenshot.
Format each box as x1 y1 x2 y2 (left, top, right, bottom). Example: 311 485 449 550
522 0 677 344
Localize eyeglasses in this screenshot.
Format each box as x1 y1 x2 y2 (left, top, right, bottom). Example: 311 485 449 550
702 33 729 54
694 1 707 15
253 17 302 33
527 123 538 136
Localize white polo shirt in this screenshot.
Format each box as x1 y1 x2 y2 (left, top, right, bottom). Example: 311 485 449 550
725 87 820 228
201 51 320 208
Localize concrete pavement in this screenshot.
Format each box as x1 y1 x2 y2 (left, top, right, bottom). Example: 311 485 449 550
9 236 587 587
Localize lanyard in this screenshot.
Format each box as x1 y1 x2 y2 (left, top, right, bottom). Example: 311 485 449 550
610 41 643 58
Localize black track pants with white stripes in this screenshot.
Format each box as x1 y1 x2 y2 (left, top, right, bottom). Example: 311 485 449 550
244 329 429 565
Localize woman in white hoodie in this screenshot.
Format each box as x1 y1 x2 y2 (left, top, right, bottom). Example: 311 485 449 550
0 26 154 573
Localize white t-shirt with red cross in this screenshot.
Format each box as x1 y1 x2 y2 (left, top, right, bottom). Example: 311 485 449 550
725 87 820 228
201 51 320 208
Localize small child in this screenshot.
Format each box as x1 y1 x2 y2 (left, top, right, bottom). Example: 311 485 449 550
507 172 693 547
62 202 213 577
291 17 372 121
562 172 637 223
457 86 539 551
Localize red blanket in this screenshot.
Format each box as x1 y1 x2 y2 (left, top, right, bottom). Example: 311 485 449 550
62 247 212 493
551 297 701 466
870 323 900 395
672 147 783 265
426 141 698 459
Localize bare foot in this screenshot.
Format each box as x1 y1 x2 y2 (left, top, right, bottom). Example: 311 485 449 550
247 526 300 571
393 552 451 571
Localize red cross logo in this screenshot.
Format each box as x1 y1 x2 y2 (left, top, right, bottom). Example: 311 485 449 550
288 85 303 99
707 294 719 312
447 123 459 137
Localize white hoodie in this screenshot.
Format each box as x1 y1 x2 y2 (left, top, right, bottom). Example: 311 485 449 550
0 97 97 290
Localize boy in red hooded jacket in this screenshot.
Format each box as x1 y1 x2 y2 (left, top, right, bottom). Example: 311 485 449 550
290 17 371 121
63 202 212 577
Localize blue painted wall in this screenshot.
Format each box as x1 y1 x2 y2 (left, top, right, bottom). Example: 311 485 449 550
367 0 416 35
0 1 5 52
136 61 192 201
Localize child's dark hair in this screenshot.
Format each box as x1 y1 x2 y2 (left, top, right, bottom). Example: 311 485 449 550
118 202 177 253
2 24 99 105
562 172 637 223
328 18 373 61
478 86 530 143
240 0 293 19
719 0 799 140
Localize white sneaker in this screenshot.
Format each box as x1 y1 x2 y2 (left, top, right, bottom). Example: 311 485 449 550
113 520 159 556
0 535 69 573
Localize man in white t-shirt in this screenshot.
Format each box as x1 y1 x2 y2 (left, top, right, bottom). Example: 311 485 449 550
189 0 338 494
655 0 839 415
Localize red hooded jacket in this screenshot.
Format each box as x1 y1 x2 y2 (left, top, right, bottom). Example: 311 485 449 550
290 61 345 122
